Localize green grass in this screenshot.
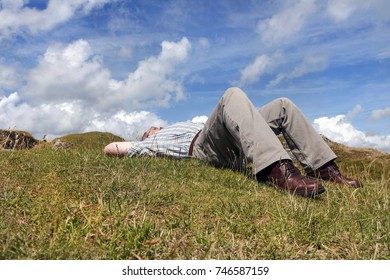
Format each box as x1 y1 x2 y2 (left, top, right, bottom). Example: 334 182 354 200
0 133 389 259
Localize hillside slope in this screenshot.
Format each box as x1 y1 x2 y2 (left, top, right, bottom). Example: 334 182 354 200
1 130 388 259
53 131 124 150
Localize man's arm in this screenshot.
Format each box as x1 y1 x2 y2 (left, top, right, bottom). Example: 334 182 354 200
104 142 134 157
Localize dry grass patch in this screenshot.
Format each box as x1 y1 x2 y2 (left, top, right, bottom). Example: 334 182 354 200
0 132 389 259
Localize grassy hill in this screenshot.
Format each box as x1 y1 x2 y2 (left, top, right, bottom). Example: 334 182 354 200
0 132 388 259
54 131 124 150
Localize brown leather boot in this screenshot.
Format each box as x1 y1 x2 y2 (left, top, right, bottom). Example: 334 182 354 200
307 161 363 188
256 160 325 197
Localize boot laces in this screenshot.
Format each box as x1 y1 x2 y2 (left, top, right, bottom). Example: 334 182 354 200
328 163 341 176
281 161 297 175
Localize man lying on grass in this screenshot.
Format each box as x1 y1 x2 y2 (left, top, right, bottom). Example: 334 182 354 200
104 87 362 197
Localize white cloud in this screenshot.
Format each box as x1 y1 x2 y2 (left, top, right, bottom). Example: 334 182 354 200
23 39 111 105
345 105 363 122
0 0 112 39
22 37 191 111
257 0 316 44
1 37 191 139
84 110 168 140
0 0 24 11
248 0 390 90
116 37 191 109
373 0 390 20
326 0 390 22
326 0 364 22
239 52 284 86
371 107 390 120
0 92 85 135
199 37 210 49
191 115 208 124
269 55 328 87
0 92 167 140
313 114 390 153
0 62 19 90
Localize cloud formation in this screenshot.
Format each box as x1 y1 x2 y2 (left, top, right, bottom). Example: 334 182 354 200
326 0 390 22
241 0 390 87
371 107 390 120
23 37 191 110
116 37 191 109
191 115 208 124
241 1 324 86
269 55 328 87
0 62 19 91
345 105 364 122
314 114 390 153
23 39 111 105
257 0 316 44
239 52 283 86
0 0 389 154
326 0 363 21
0 92 167 140
0 0 113 39
0 37 191 139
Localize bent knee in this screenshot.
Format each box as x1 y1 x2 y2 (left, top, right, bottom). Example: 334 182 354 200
223 87 248 100
278 97 297 108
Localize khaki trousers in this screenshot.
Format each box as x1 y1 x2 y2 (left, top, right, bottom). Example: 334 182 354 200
193 87 336 174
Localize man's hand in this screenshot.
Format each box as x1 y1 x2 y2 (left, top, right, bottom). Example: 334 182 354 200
104 142 133 157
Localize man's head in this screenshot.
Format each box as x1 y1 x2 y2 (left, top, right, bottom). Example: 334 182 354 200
140 126 162 141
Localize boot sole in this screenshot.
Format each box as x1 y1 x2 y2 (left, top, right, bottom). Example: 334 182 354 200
261 180 326 198
294 185 326 197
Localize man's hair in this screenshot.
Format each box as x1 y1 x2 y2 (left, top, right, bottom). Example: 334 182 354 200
136 127 162 141
135 133 144 141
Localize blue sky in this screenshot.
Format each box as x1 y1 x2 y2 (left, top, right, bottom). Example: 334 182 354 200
0 0 389 152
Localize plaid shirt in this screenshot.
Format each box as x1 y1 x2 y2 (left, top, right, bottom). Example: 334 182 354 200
128 122 204 158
